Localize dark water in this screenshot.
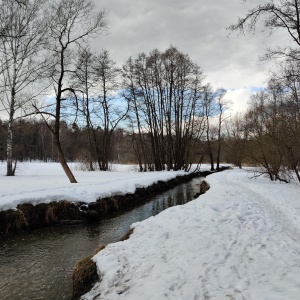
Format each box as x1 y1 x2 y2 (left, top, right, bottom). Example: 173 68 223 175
0 178 202 300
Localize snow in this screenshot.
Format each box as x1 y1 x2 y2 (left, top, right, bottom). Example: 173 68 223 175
82 168 300 300
0 161 187 211
1 161 300 299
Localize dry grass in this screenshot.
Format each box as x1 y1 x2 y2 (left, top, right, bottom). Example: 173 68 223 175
72 244 106 299
120 227 134 241
93 244 106 255
200 180 210 194
0 209 28 235
45 206 58 224
72 256 99 300
109 197 120 211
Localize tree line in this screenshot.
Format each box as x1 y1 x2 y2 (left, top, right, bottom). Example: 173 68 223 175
225 61 300 183
1 0 300 184
227 0 300 183
0 116 227 168
0 0 229 182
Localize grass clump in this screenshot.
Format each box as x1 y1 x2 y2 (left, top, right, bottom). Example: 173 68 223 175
72 256 99 300
0 209 28 235
200 180 210 194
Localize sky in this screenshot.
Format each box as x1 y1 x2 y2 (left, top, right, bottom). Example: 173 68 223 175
0 0 289 120
93 0 288 114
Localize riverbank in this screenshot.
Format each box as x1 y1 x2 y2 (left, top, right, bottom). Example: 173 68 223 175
0 173 205 300
0 162 210 236
82 168 300 300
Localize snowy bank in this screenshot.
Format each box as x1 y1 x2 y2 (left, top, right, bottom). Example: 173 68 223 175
83 168 300 300
0 162 190 211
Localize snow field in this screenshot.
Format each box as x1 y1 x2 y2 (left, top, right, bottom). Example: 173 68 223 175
83 169 300 300
0 162 187 211
1 161 300 299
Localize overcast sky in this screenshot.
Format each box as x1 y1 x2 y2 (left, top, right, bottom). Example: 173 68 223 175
94 0 288 114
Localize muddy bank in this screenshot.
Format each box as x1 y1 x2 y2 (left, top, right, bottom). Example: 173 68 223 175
0 171 211 237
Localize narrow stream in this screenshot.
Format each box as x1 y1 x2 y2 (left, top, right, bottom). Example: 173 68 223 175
0 178 202 300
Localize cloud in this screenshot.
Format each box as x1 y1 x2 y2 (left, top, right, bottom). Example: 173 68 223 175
0 0 285 122
0 107 8 120
225 87 261 116
93 0 288 96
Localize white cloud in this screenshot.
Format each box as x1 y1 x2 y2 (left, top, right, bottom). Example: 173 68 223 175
93 0 281 115
93 0 289 91
225 87 257 115
0 1 288 120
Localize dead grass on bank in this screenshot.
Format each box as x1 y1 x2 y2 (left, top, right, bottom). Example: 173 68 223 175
200 180 210 194
72 255 99 300
93 244 106 256
72 244 107 300
0 200 84 236
120 227 135 241
71 228 136 300
0 209 28 235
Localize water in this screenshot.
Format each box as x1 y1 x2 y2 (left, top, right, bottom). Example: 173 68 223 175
0 178 202 300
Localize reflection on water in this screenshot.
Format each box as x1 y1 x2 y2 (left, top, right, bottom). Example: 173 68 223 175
0 178 201 300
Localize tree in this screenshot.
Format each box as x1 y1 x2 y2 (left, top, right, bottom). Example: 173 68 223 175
215 88 228 171
34 0 107 183
244 90 289 182
72 48 126 171
202 84 215 171
72 45 97 171
123 46 205 171
229 0 300 182
0 0 48 176
229 0 300 60
267 61 300 182
225 114 247 168
94 49 126 171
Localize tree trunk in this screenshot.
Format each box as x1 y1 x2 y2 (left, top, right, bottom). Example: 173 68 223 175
53 133 77 183
6 120 14 176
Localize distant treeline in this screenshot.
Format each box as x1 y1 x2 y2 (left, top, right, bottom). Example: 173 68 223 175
1 0 300 184
0 118 225 171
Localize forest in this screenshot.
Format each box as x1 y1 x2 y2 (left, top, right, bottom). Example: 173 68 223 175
0 0 300 184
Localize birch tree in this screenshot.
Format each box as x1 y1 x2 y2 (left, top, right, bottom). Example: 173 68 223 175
0 0 48 176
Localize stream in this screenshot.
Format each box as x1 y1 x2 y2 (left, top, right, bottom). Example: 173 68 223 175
0 178 202 300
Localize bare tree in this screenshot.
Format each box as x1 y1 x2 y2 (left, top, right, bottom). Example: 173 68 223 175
94 49 126 171
0 0 48 176
267 61 300 182
225 114 247 168
215 88 229 171
228 0 300 60
229 1 300 182
72 45 97 171
202 84 215 171
244 90 289 182
34 0 107 183
123 46 205 171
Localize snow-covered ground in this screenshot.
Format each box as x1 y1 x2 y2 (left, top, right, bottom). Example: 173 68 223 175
0 161 188 211
1 161 300 299
82 168 300 300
